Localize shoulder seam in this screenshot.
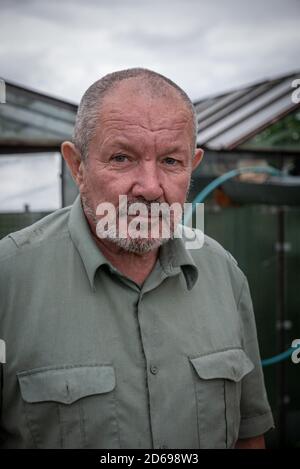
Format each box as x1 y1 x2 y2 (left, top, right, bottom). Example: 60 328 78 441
236 276 248 310
0 229 70 264
202 238 238 267
8 234 19 248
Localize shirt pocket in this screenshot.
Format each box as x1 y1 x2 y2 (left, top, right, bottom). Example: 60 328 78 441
189 348 254 449
17 364 119 449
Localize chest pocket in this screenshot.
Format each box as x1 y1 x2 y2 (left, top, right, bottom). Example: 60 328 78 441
17 365 119 449
189 348 254 449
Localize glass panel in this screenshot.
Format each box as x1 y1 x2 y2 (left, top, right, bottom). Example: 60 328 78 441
0 153 61 212
0 84 76 143
206 93 293 149
197 83 272 131
239 109 300 151
197 88 249 123
197 77 294 146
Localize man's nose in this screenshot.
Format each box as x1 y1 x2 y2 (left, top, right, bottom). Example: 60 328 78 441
131 161 164 201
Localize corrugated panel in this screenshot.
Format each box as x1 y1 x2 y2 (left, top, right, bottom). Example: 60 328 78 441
195 72 300 150
0 81 77 147
197 88 253 124
208 93 296 150
198 82 275 131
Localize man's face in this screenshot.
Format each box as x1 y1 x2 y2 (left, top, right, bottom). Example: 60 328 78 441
67 80 203 252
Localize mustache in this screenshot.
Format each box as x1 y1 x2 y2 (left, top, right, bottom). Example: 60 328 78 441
118 197 167 216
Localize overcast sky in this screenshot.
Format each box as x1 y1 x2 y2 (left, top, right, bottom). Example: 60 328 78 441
0 0 299 211
1 0 299 101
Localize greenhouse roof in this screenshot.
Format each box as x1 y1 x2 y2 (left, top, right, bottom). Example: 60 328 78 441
1 71 299 155
0 80 77 154
194 71 300 151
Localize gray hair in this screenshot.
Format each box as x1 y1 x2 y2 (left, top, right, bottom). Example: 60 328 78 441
73 68 198 160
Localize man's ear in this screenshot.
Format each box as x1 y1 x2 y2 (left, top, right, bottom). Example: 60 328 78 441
192 148 204 171
61 141 84 187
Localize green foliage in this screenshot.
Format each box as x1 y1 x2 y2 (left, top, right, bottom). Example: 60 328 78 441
241 110 300 150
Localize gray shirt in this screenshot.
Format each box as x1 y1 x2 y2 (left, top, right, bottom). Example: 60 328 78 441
0 195 274 448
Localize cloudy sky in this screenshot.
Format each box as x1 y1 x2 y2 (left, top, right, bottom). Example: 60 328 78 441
1 0 299 101
0 0 299 211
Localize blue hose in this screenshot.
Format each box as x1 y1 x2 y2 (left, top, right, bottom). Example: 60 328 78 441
261 347 299 367
185 166 282 223
187 165 295 367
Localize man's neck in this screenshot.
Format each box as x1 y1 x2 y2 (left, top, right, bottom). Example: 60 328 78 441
85 212 159 285
93 233 159 285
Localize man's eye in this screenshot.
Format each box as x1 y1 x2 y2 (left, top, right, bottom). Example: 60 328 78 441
163 157 178 165
111 154 129 163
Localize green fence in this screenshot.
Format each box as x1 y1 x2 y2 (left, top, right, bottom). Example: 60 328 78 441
204 203 300 447
0 212 50 240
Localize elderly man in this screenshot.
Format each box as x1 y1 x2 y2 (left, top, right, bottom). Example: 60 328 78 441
0 68 274 449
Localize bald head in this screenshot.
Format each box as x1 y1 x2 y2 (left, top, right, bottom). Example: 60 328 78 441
73 68 197 160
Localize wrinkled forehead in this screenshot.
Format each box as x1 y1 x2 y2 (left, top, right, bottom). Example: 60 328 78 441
97 79 194 140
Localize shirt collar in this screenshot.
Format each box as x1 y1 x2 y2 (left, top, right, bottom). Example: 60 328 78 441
68 195 199 291
159 233 199 291
68 195 109 291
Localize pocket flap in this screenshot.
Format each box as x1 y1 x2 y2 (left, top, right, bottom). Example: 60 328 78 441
17 365 116 404
189 348 254 382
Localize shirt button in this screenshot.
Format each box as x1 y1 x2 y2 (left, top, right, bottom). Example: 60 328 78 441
150 365 158 374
